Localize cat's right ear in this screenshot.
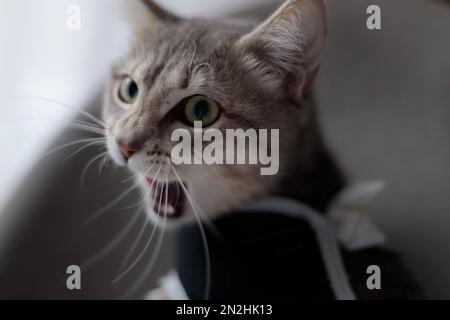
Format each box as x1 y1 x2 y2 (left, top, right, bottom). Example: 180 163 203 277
236 0 327 99
130 0 181 30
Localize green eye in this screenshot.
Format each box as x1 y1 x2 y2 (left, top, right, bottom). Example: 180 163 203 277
184 95 220 127
118 76 139 104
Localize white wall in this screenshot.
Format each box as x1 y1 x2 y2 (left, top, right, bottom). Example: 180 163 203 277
0 0 128 216
0 0 276 216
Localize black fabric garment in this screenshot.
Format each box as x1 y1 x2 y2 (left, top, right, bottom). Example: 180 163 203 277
176 211 336 300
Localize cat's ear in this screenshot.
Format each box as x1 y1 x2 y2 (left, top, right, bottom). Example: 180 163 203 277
131 0 181 30
140 0 180 24
237 0 327 97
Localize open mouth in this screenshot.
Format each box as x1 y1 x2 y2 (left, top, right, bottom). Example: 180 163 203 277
145 177 186 219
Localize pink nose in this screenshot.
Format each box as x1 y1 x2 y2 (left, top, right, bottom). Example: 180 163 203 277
117 140 138 160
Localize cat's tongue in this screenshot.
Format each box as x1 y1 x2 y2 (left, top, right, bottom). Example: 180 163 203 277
146 177 185 219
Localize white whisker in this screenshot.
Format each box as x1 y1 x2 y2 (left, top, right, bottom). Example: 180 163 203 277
83 182 140 226
9 95 108 128
172 165 211 300
115 189 152 211
19 114 107 136
111 165 163 283
41 137 106 160
30 109 106 130
98 153 113 174
79 151 110 188
119 170 169 299
64 140 106 162
174 155 221 236
120 216 150 270
120 158 157 184
82 207 144 269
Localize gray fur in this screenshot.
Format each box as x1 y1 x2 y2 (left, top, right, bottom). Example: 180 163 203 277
102 0 335 226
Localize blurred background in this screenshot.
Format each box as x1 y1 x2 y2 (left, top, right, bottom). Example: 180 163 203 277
0 0 449 299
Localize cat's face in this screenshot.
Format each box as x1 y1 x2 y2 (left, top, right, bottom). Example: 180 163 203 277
102 0 327 227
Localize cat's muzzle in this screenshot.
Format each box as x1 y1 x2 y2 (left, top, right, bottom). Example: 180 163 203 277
146 177 186 219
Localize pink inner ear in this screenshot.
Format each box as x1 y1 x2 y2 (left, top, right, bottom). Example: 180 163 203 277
237 0 327 97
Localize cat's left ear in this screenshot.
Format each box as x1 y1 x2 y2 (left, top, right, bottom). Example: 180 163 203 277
237 0 327 97
131 0 181 30
140 0 180 24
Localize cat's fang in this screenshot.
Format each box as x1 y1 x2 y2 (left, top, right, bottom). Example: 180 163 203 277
161 204 176 216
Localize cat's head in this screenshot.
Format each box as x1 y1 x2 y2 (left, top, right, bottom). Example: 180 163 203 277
102 0 327 227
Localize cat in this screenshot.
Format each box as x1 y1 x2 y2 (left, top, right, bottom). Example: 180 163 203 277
102 0 424 299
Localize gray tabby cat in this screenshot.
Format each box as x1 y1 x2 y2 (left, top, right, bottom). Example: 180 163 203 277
103 0 424 299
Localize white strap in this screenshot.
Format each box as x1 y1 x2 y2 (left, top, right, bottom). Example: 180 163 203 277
156 271 190 300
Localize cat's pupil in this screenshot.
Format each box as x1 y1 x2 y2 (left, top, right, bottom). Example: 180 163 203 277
194 100 210 120
128 81 138 98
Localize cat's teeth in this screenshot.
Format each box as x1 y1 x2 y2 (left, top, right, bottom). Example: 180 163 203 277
161 204 176 216
147 183 182 218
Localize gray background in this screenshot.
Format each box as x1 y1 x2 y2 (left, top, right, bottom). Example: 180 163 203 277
0 0 449 299
319 0 450 299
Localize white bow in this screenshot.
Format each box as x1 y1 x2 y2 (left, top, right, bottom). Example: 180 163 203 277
328 181 386 251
